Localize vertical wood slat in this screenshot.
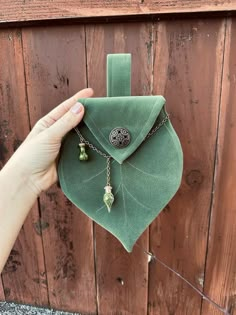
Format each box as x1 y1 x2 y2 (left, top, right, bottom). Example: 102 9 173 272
21 25 97 314
85 22 153 314
0 29 49 306
148 19 225 314
202 17 236 315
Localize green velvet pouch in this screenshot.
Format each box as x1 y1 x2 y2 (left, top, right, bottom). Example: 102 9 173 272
58 54 183 252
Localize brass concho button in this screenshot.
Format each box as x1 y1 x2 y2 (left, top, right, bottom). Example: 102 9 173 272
109 127 131 148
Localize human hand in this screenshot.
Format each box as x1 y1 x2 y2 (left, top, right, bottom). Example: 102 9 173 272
4 88 93 196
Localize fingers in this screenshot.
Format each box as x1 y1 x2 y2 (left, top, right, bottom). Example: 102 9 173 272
25 88 93 142
45 102 85 140
45 88 93 125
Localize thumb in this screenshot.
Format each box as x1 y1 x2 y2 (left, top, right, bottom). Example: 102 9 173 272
46 102 85 140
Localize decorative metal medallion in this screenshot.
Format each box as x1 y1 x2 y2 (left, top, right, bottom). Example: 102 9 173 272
109 127 131 148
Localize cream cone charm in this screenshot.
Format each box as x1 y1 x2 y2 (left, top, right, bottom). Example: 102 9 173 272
103 185 114 212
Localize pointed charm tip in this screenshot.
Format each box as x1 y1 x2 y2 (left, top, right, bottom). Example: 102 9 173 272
103 185 114 213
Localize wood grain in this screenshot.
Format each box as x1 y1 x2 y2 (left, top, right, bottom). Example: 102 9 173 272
85 22 152 314
0 0 236 25
22 25 97 313
202 17 236 315
148 19 225 314
0 29 48 306
0 17 235 315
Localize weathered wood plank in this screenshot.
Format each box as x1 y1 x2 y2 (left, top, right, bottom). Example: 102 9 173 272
0 29 48 306
0 0 236 25
86 23 152 314
148 19 225 314
145 0 236 14
22 25 97 313
201 17 236 315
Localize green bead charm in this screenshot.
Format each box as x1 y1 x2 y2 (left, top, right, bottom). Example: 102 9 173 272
103 185 114 213
79 143 88 161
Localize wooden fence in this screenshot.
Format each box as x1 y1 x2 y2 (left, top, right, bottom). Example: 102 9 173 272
0 2 236 314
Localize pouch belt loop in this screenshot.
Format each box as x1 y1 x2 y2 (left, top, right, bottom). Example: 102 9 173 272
106 53 131 97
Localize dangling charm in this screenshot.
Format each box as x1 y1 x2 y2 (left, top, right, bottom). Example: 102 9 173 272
103 185 114 213
78 143 88 161
103 157 114 212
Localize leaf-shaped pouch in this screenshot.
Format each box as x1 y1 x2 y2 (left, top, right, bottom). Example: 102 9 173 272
58 54 183 252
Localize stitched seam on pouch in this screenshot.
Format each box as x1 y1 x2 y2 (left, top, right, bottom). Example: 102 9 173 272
126 161 167 179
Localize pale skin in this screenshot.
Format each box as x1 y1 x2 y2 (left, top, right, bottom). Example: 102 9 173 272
0 88 94 273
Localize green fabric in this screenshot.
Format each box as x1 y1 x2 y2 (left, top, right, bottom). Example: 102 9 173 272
58 96 183 252
57 53 183 252
80 96 165 164
107 54 131 97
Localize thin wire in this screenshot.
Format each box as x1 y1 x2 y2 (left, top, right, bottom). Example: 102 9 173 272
74 116 230 314
134 243 230 315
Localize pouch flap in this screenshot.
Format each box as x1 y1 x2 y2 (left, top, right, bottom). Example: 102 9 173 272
78 95 166 164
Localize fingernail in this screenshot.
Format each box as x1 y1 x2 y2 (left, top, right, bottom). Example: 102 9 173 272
70 102 82 114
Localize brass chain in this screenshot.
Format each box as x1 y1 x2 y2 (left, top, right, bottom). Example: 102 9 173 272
74 128 110 158
146 113 169 139
74 113 169 188
74 113 169 158
106 157 111 186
